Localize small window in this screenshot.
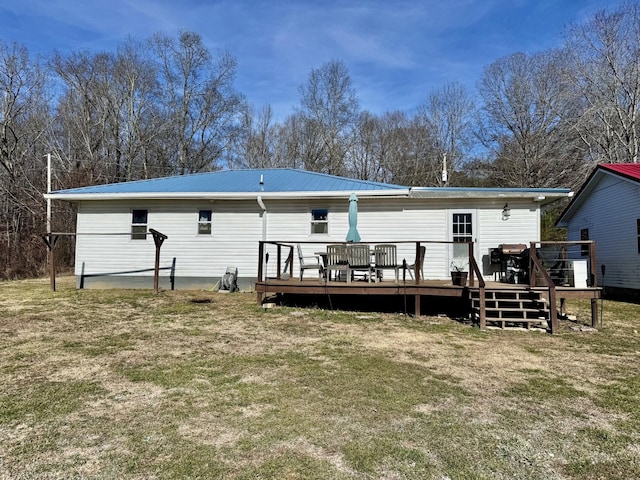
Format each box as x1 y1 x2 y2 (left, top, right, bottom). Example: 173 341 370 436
131 209 148 240
311 209 328 234
580 228 589 256
198 210 212 235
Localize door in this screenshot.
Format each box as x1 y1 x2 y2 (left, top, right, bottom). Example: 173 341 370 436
448 210 478 274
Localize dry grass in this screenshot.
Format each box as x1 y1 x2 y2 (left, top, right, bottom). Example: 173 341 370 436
1 276 639 479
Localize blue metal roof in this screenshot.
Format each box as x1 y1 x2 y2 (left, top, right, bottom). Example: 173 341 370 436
51 168 407 194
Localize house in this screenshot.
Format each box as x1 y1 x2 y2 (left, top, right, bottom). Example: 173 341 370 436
46 168 572 290
557 163 640 301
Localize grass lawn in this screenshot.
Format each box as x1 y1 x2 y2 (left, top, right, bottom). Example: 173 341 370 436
1 277 639 479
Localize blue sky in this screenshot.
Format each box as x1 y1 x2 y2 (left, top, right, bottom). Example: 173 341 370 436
0 0 621 120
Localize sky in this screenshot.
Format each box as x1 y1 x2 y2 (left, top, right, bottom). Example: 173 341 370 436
0 0 624 120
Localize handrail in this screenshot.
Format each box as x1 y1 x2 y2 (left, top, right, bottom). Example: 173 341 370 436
468 249 486 329
258 241 295 283
530 249 558 333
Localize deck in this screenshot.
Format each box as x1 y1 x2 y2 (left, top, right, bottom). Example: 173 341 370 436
256 240 602 333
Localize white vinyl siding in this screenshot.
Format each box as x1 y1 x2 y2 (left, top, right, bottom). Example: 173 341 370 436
566 173 640 289
74 196 546 287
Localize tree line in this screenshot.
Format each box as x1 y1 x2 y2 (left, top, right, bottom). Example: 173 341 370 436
1 2 639 278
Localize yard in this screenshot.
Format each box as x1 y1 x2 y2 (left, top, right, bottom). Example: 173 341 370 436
1 277 639 479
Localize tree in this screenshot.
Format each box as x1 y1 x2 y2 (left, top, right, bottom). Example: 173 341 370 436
0 41 51 277
477 50 587 189
418 81 475 185
228 104 280 168
51 39 161 185
297 59 359 175
150 31 245 174
564 2 640 164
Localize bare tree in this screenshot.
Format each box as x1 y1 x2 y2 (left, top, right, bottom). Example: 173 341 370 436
564 2 640 164
297 60 359 175
228 104 280 168
418 81 475 185
477 50 587 188
0 41 51 277
151 31 245 174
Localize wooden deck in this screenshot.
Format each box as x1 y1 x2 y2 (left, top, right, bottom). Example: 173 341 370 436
256 240 602 333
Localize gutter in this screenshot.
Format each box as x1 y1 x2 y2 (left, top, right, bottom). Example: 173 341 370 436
44 189 412 202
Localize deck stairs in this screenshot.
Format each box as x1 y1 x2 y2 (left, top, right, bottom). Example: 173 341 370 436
470 288 549 329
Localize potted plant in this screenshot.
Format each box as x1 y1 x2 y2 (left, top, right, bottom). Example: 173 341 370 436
450 261 468 286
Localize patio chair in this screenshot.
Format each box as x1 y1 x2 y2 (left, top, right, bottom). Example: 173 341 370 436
374 244 399 283
406 245 426 281
326 244 349 282
297 243 323 281
346 244 373 283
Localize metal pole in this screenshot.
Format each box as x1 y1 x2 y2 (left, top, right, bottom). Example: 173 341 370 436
46 153 51 234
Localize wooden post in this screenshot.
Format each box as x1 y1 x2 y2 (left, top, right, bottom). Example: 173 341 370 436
276 244 282 280
41 234 59 292
529 242 537 288
590 298 598 328
415 294 421 317
415 242 421 284
468 242 475 287
549 287 558 334
149 229 167 294
589 241 598 288
478 284 486 330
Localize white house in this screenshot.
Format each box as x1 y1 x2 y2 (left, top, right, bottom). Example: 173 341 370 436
46 168 572 290
557 163 640 301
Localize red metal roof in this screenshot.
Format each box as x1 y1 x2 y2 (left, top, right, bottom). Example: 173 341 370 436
600 163 640 181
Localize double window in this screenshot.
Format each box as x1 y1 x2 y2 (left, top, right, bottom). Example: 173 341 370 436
131 209 148 240
311 209 329 234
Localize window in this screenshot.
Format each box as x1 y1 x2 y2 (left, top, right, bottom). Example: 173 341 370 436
637 219 640 254
311 209 329 234
131 209 148 240
452 213 472 258
198 210 212 235
580 228 589 256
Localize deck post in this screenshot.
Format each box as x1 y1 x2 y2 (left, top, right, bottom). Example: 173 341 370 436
276 244 282 280
591 298 598 328
529 243 537 288
549 287 558 333
468 242 475 287
415 242 421 284
589 241 598 287
414 295 421 317
478 285 486 330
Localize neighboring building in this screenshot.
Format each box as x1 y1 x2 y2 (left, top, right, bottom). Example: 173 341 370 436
46 168 572 290
557 163 640 301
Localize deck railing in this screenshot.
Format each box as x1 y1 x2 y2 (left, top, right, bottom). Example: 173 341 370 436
529 241 597 288
257 240 484 286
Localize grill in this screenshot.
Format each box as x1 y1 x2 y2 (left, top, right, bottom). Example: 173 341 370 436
490 244 529 284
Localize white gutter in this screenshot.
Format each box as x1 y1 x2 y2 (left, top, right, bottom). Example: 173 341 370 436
44 189 412 202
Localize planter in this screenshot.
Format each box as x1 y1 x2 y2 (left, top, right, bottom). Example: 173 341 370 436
451 271 468 286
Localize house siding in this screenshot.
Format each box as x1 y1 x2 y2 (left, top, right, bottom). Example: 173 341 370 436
74 196 543 289
566 173 640 290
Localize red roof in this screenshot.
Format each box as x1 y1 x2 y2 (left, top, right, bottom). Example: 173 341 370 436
600 163 640 181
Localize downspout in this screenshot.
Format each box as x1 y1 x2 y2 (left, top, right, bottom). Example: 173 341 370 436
257 195 267 241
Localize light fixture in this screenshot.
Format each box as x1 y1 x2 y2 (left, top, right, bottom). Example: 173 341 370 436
502 203 511 221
